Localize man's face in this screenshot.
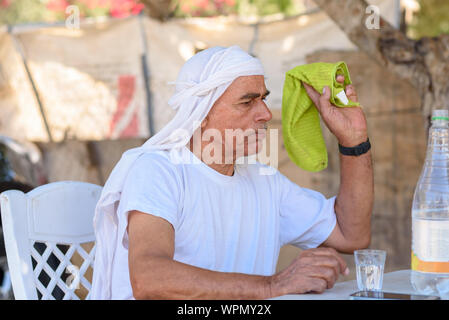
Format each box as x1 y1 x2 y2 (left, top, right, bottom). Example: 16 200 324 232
199 75 272 162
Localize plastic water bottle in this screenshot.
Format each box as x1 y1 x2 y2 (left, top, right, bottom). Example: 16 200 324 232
411 109 449 298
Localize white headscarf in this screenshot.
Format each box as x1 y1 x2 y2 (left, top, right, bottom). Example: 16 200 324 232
90 45 265 299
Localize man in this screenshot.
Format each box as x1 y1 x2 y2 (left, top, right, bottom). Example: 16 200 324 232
91 46 373 299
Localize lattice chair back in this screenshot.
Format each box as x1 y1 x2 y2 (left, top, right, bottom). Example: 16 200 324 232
0 181 102 300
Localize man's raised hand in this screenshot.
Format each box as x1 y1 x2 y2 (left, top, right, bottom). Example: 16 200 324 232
303 75 368 147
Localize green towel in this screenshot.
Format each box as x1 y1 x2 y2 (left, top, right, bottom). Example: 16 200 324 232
282 61 360 172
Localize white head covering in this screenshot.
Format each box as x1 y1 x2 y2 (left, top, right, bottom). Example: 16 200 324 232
90 45 265 299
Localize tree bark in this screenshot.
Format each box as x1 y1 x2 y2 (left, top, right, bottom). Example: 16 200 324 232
140 0 174 21
313 0 449 121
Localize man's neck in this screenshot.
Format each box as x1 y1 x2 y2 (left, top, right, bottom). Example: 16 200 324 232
207 162 235 176
187 141 235 177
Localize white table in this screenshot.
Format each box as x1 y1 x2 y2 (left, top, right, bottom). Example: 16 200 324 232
273 269 419 300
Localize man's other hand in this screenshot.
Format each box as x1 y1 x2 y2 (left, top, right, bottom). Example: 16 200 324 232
269 247 349 296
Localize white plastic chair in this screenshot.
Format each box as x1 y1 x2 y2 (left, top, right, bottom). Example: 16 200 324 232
0 181 102 300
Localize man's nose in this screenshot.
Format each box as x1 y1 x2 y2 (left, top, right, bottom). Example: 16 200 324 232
255 100 272 123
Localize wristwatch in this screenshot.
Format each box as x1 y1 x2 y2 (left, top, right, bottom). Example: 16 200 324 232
338 138 371 156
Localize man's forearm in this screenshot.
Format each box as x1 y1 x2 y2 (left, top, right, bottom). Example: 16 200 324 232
334 149 373 248
132 256 273 299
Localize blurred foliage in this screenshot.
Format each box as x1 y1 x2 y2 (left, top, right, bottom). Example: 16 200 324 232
408 0 449 38
234 0 305 17
1 0 448 36
0 0 52 25
0 0 144 25
173 0 236 17
0 0 312 24
172 0 309 18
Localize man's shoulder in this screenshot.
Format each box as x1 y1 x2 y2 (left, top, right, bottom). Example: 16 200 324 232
137 149 171 162
123 149 184 192
131 149 182 175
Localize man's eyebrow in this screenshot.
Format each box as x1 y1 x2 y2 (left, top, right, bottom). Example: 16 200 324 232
239 90 270 100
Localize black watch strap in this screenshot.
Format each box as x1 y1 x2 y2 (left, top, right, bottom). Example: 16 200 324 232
338 138 371 156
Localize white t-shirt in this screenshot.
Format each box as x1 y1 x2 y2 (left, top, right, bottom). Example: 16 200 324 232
110 146 337 299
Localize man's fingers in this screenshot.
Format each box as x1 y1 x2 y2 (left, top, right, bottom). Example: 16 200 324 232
303 248 348 275
302 82 321 109
336 74 359 103
306 278 327 294
301 255 341 281
319 249 348 275
305 82 358 114
302 82 319 99
345 84 358 103
310 266 338 289
318 86 332 112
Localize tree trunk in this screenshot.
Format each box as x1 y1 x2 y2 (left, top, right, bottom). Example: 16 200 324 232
140 0 174 21
313 0 449 122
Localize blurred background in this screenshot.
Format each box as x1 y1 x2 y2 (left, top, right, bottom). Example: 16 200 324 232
0 0 448 299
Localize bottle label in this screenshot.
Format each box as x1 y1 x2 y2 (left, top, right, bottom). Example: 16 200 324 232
412 218 449 273
411 251 449 273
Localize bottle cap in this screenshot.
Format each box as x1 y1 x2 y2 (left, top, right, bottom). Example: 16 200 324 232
431 109 449 121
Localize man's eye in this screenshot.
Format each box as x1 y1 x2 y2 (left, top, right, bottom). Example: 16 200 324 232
242 100 252 105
